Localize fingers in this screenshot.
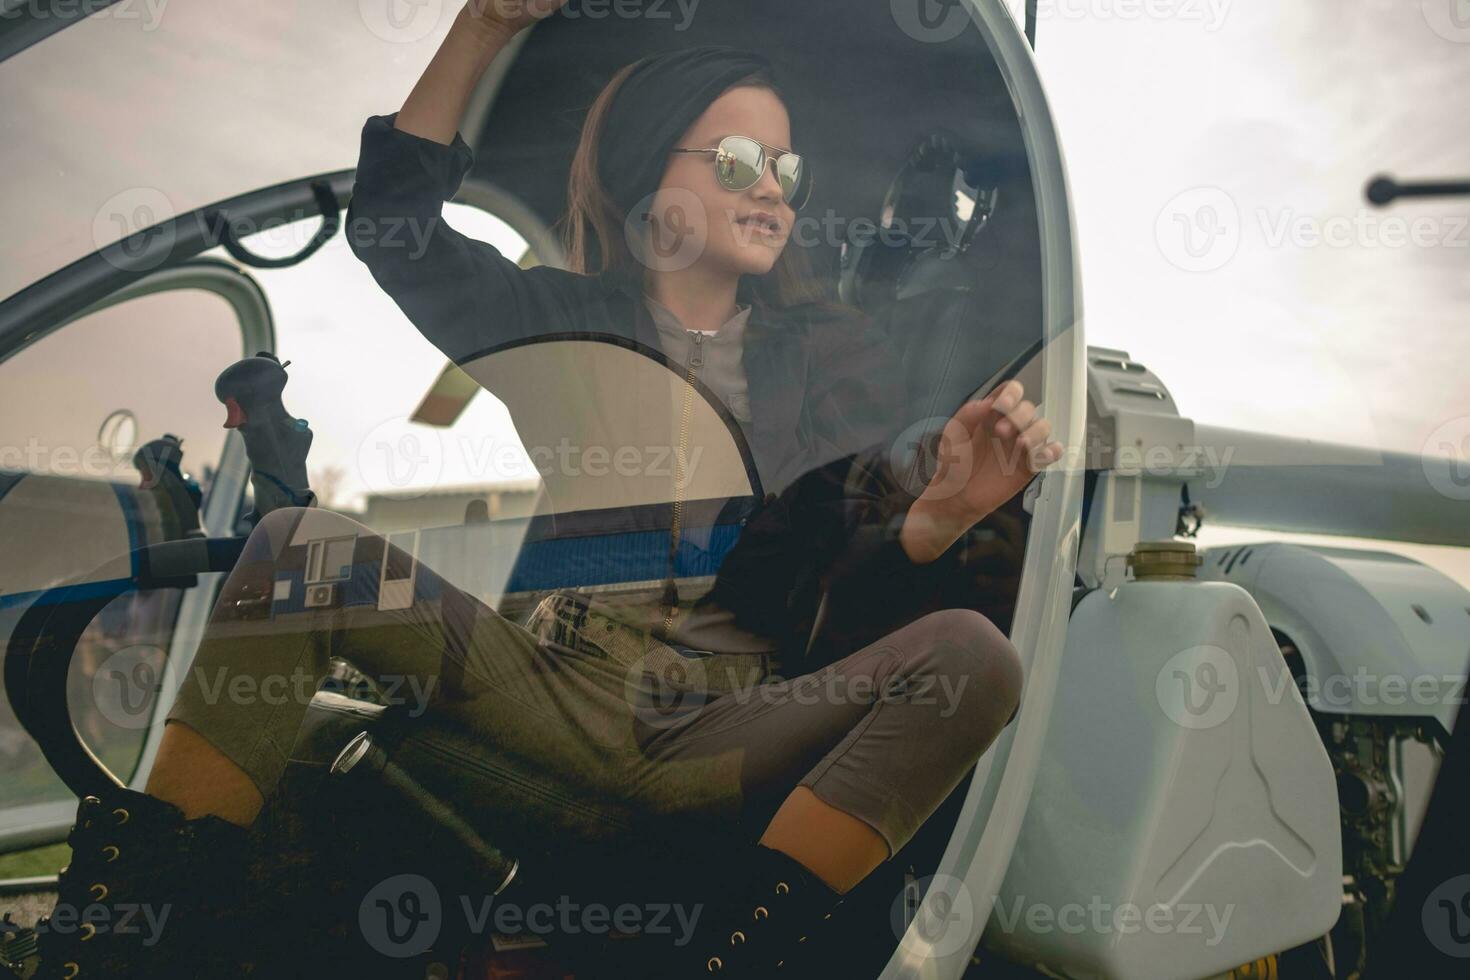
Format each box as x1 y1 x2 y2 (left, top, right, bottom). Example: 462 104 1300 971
995 399 1036 440
955 379 1064 471
1017 416 1051 451
1029 439 1065 472
953 379 1020 434
1021 422 1064 473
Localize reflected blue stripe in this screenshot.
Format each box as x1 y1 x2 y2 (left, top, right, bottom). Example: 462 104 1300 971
0 577 134 612
108 483 145 577
505 524 742 591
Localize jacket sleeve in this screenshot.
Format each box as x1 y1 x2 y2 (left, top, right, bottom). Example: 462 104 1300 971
705 306 975 662
705 443 972 665
346 112 584 363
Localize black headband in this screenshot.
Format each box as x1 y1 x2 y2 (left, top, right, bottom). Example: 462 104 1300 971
597 45 775 219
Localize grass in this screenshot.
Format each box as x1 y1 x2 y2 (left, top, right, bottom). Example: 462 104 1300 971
0 842 69 881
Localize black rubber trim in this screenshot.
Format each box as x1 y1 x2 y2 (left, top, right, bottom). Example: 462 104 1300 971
4 537 246 797
0 171 355 357
0 0 122 64
454 330 765 502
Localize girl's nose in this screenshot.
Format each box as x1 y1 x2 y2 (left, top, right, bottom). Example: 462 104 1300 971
750 157 785 202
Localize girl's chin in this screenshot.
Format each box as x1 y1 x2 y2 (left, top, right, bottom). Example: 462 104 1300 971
725 246 783 276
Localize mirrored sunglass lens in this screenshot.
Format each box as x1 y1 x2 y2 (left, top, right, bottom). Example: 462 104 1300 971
717 137 765 190
778 154 810 207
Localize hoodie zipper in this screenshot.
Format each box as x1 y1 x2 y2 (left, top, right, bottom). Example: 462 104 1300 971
658 331 703 641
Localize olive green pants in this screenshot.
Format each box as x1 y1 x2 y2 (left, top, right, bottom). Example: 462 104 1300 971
168 506 1022 856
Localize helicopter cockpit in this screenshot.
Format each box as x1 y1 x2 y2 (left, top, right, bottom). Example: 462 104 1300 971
0 3 1082 976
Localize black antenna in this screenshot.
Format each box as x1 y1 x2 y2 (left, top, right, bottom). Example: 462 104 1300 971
1365 174 1470 207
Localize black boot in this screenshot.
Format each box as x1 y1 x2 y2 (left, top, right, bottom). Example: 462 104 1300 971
670 845 842 978
33 788 255 980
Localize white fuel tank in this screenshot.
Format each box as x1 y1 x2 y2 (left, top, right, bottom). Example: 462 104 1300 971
985 575 1341 979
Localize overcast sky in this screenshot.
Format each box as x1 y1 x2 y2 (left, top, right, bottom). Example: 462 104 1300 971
3 0 1466 582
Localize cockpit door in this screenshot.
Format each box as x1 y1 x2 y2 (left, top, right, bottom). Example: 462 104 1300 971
0 261 270 860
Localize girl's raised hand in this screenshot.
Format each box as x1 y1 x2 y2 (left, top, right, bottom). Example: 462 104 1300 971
900 380 1065 564
463 0 572 40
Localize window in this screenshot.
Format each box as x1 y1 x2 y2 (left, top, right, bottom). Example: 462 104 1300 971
0 283 249 831
306 535 357 585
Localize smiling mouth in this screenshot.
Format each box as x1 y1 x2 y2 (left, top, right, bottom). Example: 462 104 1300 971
734 215 784 238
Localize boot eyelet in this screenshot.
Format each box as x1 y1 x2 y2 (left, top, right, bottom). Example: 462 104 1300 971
775 881 790 896
706 956 723 972
101 845 120 863
112 807 130 825
752 905 769 921
63 963 80 979
79 923 97 941
729 930 746 946
89 883 108 901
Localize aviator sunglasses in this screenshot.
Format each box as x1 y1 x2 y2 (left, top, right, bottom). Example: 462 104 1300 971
670 135 813 209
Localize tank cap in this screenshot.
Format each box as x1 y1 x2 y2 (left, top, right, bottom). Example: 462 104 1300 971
1127 540 1201 581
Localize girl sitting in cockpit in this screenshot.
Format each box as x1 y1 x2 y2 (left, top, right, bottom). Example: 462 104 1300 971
47 3 1061 977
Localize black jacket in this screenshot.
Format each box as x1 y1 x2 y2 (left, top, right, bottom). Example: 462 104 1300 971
347 113 966 665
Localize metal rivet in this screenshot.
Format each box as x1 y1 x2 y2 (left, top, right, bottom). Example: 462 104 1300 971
102 845 120 862
90 883 108 901
112 808 130 825
706 956 723 972
775 881 790 895
79 923 96 941
730 931 746 946
753 905 769 921
63 963 79 979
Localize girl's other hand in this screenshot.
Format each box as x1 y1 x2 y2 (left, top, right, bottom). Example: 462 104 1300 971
900 380 1065 564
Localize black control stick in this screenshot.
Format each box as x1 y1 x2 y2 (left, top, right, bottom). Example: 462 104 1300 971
132 433 204 539
331 731 520 897
214 351 315 525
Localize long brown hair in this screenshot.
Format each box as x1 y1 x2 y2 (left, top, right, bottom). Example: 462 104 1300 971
558 62 829 310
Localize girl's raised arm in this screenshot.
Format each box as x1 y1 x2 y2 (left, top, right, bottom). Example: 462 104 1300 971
347 0 580 363
395 1 567 145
